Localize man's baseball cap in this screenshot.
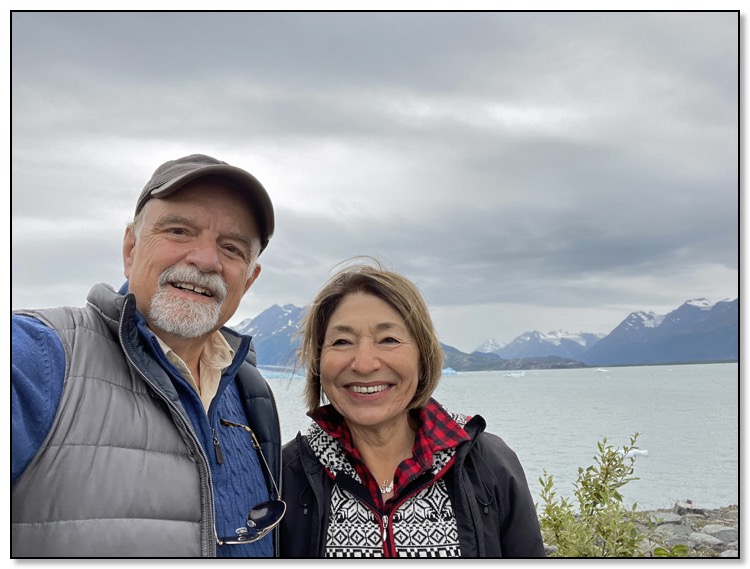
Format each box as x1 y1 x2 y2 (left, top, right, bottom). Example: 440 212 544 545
135 154 275 253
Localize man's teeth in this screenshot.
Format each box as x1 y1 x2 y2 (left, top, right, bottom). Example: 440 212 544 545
350 384 389 394
173 282 212 297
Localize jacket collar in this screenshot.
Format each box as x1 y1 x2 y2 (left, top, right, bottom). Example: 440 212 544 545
306 399 473 486
463 414 487 442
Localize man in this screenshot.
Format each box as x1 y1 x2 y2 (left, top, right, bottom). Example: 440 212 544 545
12 154 283 558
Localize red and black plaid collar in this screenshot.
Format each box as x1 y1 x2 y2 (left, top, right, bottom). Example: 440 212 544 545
309 398 471 506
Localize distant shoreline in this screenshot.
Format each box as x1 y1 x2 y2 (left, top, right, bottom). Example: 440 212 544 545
583 359 738 369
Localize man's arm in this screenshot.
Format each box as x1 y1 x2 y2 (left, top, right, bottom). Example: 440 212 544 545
12 315 66 483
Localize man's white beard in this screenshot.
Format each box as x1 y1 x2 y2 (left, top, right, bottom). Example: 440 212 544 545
148 265 228 339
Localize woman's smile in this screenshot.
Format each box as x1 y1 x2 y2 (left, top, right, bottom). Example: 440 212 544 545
347 383 392 395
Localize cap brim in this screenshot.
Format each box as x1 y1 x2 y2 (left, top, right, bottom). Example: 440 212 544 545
144 164 275 252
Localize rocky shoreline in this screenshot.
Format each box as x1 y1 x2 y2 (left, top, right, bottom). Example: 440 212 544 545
638 500 739 558
542 500 739 557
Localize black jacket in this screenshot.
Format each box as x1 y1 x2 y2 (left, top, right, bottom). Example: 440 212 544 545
279 414 545 558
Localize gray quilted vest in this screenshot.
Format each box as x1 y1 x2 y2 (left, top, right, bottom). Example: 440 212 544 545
12 285 211 557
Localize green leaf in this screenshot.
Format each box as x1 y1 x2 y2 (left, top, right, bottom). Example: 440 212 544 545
670 544 689 557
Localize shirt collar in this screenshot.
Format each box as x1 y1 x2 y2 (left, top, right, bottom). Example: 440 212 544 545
309 397 471 468
150 328 235 375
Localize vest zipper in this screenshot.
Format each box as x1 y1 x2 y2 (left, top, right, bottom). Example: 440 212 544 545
118 302 218 557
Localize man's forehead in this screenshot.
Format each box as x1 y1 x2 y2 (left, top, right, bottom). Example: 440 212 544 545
147 183 257 220
143 192 261 242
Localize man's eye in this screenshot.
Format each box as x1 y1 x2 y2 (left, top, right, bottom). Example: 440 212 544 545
167 227 189 235
221 242 249 259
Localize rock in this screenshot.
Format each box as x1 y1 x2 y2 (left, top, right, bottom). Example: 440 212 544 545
654 524 693 547
639 538 661 556
701 524 738 544
688 532 724 549
673 500 704 516
648 512 682 525
682 513 707 526
641 502 738 557
544 544 558 556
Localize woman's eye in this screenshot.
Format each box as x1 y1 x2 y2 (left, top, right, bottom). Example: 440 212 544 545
381 337 400 345
330 338 351 346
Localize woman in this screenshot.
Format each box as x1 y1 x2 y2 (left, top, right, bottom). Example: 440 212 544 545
280 262 544 558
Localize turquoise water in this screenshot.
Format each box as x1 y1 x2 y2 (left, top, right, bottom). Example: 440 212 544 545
266 363 739 510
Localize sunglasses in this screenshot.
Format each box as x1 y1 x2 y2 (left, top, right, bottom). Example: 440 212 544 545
217 419 287 545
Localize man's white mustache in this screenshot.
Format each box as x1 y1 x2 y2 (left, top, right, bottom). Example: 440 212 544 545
158 265 228 303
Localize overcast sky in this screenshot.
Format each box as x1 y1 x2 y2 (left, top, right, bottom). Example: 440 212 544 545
11 11 739 353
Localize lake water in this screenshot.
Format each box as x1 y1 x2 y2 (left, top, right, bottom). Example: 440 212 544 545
263 363 739 511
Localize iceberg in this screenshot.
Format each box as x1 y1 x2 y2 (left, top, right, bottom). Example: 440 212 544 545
616 449 649 458
503 371 526 377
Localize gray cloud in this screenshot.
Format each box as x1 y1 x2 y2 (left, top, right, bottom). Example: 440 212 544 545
11 11 738 352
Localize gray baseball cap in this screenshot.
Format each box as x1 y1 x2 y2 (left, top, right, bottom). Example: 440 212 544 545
136 154 275 253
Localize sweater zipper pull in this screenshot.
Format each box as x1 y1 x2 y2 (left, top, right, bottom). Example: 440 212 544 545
382 514 389 548
212 429 225 464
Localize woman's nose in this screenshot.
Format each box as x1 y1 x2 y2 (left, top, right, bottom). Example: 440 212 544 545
350 340 381 374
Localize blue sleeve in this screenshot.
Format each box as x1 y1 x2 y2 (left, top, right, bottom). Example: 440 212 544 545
12 315 66 484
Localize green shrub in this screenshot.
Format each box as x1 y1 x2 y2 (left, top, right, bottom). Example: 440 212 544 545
538 433 663 557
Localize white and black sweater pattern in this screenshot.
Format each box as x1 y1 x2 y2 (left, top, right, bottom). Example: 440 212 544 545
306 413 469 558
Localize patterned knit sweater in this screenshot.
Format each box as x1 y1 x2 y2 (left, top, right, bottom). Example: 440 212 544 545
306 402 470 557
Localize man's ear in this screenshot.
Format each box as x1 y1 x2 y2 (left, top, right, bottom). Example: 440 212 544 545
123 226 136 279
244 263 262 294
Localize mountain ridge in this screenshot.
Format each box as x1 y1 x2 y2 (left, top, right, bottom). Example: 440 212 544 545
232 297 738 371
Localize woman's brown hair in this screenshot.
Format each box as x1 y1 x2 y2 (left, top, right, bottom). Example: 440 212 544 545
299 259 444 412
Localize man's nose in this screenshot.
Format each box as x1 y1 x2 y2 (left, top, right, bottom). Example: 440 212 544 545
350 340 382 374
184 238 222 274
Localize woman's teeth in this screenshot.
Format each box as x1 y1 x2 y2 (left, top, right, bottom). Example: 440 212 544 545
349 384 389 394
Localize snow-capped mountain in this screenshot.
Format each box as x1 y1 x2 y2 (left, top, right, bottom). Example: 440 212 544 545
629 311 666 329
685 298 716 310
233 304 307 367
475 338 507 353
581 298 738 366
479 330 604 360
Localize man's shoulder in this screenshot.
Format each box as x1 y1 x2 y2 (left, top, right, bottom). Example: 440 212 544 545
14 296 113 333
12 312 65 360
